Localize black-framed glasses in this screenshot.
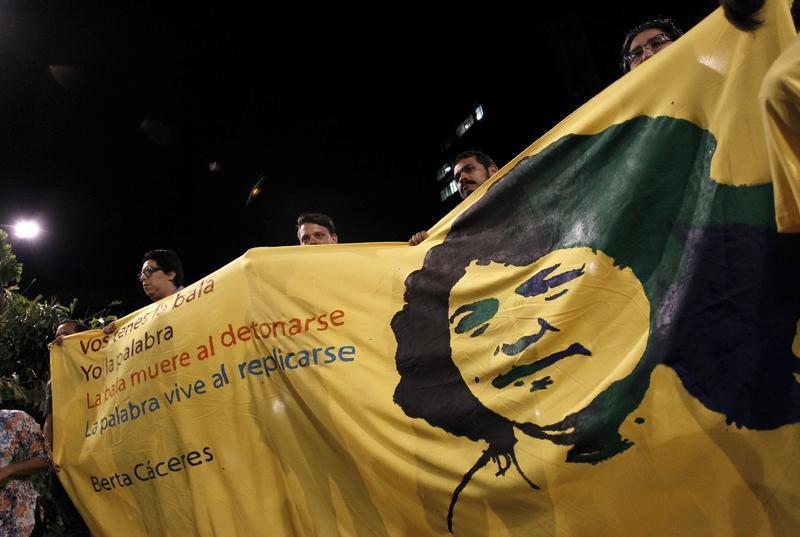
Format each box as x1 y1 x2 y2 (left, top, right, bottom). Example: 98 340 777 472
137 266 164 280
625 33 673 66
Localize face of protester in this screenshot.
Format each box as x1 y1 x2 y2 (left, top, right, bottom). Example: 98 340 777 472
447 248 649 427
139 259 177 301
627 28 674 71
55 322 80 339
454 156 499 199
297 223 338 245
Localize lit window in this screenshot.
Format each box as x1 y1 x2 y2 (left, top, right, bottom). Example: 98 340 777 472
440 179 458 201
436 163 452 181
456 115 475 138
475 104 484 121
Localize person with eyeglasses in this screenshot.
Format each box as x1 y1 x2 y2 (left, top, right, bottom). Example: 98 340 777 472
621 18 684 73
103 249 184 335
138 249 184 301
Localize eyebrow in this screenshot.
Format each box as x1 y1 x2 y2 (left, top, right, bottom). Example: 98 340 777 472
454 164 474 180
515 263 586 298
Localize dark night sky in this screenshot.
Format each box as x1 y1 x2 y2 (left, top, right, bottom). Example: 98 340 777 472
0 1 719 316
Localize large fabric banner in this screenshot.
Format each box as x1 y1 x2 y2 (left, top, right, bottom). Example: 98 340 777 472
52 2 800 536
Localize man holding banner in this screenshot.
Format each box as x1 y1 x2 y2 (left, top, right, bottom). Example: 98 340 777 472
409 150 499 246
296 213 338 245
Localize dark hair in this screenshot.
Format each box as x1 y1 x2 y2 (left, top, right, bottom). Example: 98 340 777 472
621 18 684 73
142 249 184 287
57 319 89 333
720 0 765 31
296 213 336 236
795 2 800 29
453 150 496 172
721 0 799 32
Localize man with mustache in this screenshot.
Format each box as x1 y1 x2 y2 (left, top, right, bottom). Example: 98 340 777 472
408 151 499 246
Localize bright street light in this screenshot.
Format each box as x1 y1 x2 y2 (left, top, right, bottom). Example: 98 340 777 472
13 220 41 239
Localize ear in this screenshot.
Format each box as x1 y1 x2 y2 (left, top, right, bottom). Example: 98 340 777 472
488 164 499 176
166 271 176 283
331 234 338 244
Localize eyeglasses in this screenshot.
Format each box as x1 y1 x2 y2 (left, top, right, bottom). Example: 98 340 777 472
625 33 673 67
137 266 164 280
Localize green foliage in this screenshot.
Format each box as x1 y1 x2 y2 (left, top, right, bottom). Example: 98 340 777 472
1 229 120 534
0 291 119 414
0 229 23 288
0 233 119 413
0 291 70 414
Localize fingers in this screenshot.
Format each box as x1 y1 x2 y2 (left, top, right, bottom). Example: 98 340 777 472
408 231 429 246
102 321 117 335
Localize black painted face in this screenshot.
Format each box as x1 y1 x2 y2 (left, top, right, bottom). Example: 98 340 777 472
448 248 650 427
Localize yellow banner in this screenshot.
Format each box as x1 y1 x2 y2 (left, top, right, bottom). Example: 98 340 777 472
52 2 799 536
